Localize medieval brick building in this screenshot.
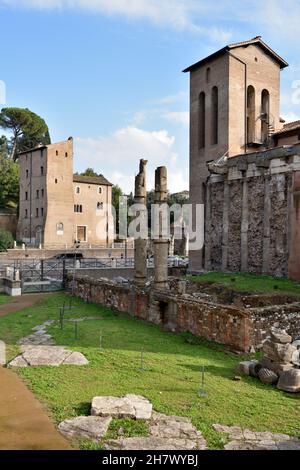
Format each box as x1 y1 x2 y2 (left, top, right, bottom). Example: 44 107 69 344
17 138 114 249
184 36 300 279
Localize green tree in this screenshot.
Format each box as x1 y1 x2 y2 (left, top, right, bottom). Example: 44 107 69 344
0 135 8 158
112 185 123 237
0 155 19 208
0 229 14 251
80 168 99 177
0 107 51 161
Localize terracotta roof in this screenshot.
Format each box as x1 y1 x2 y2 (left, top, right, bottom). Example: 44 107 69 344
183 36 288 73
273 120 300 135
73 175 112 186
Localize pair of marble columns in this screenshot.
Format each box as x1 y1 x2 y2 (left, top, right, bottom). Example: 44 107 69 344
134 160 168 289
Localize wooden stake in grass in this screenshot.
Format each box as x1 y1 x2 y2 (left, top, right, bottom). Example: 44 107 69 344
198 365 208 398
140 348 145 372
74 322 78 340
99 331 103 350
59 308 64 330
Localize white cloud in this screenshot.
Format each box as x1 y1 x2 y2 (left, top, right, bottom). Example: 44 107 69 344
162 111 189 126
74 126 188 193
153 91 188 106
281 111 300 123
1 0 232 40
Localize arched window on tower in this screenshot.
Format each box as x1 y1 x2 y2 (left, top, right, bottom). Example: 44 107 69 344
211 86 219 145
247 85 256 144
198 92 206 149
261 89 270 144
206 67 211 84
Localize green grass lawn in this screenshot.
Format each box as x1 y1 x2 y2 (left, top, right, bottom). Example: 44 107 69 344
188 272 300 296
0 294 11 305
0 292 299 449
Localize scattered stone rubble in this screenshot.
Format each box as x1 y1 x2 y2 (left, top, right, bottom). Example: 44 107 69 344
236 327 300 392
59 395 207 450
213 425 300 451
59 395 300 450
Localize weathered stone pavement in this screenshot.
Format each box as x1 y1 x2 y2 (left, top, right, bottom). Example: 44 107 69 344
213 424 300 450
60 395 207 450
106 412 207 450
91 395 153 420
9 345 89 367
8 320 89 367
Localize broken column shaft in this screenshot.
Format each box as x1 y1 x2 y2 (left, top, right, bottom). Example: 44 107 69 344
154 166 169 289
134 159 148 285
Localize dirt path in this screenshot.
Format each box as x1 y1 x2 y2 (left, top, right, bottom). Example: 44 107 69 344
0 293 55 318
0 293 71 450
0 367 71 450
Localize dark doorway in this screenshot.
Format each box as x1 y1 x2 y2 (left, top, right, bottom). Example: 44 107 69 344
159 301 169 325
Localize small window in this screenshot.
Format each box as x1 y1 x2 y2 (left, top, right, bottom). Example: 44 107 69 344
211 86 219 145
206 67 211 83
74 204 83 213
98 187 102 194
25 209 28 218
41 189 44 198
75 186 81 195
198 92 206 149
97 202 104 210
26 169 29 178
55 178 58 184
25 191 28 201
41 208 44 217
56 150 59 156
36 208 39 218
41 166 44 175
56 222 64 235
36 190 39 199
65 152 68 157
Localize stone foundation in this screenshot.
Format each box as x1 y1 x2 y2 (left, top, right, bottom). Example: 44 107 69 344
68 274 300 352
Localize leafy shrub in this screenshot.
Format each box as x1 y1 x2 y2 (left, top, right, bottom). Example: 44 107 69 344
0 229 14 251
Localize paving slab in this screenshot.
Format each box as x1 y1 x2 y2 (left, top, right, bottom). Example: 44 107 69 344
59 416 112 442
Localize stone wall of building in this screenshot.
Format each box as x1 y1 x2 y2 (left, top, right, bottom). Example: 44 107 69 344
205 145 300 280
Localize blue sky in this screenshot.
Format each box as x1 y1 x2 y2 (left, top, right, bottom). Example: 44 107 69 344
1 0 300 192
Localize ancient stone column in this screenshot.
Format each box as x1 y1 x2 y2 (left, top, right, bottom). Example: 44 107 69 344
134 159 148 285
153 166 169 289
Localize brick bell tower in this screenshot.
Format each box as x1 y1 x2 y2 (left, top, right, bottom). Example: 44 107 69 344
183 36 288 272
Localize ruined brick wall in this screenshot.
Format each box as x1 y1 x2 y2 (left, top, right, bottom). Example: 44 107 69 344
176 299 251 351
206 149 300 279
68 274 300 352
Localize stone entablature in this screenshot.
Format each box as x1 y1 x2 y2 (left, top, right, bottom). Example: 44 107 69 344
205 144 300 280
